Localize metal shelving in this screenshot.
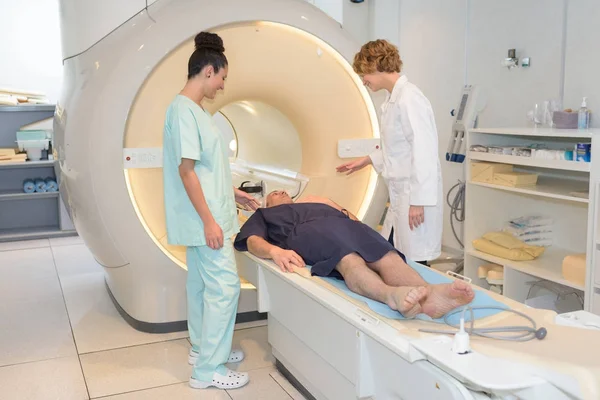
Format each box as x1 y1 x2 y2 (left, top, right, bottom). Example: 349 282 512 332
0 190 60 201
0 105 76 242
0 104 56 113
0 160 55 169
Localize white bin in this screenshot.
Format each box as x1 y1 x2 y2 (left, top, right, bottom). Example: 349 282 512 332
16 139 50 161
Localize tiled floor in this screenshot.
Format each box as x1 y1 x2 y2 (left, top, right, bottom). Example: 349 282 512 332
0 237 306 399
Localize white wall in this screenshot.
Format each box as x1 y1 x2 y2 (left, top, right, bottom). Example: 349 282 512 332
563 0 600 128
368 0 400 46
342 0 370 44
396 0 469 251
0 0 63 103
467 0 566 128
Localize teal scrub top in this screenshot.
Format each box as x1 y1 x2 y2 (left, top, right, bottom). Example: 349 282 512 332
163 94 239 247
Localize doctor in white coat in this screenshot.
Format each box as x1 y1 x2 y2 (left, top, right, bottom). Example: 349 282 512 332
337 39 443 265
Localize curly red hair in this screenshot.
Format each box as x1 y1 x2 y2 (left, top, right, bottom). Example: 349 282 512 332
353 39 402 75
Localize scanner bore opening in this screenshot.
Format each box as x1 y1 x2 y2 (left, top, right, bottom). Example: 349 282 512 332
124 21 378 270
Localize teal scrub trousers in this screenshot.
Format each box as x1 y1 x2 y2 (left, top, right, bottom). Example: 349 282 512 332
186 239 241 381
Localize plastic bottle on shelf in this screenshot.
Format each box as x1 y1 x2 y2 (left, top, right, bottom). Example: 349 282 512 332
578 97 589 129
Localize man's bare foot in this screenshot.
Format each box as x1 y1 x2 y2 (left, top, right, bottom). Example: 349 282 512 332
421 280 475 319
388 286 429 318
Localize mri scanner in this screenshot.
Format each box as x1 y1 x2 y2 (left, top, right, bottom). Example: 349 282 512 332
55 0 386 332
54 0 600 398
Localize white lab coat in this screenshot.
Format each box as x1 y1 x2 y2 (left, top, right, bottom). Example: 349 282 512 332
370 75 443 261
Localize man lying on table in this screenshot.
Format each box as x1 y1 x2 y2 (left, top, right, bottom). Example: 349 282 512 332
233 191 474 318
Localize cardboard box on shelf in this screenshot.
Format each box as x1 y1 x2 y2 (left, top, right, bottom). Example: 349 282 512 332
492 171 538 187
470 161 514 183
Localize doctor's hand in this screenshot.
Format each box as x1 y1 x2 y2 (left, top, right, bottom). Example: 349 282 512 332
270 248 305 273
234 188 261 211
336 156 371 175
409 206 425 231
204 220 224 250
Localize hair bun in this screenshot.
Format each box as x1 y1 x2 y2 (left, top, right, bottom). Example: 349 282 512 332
194 32 225 53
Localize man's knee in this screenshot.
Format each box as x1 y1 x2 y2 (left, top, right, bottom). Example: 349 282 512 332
379 251 408 268
336 253 368 289
384 250 403 261
337 252 364 272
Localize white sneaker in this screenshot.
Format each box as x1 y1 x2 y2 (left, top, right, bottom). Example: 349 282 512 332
188 348 245 365
189 369 249 390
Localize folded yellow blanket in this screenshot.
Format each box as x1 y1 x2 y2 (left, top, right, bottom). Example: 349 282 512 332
473 238 545 261
483 231 545 257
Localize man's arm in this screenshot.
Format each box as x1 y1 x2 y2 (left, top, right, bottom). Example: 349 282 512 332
298 195 359 221
247 235 305 272
247 235 280 259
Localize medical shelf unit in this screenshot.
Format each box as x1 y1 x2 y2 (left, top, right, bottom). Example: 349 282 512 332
464 127 600 316
0 105 76 242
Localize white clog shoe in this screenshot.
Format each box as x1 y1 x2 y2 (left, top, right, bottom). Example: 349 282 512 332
189 369 249 390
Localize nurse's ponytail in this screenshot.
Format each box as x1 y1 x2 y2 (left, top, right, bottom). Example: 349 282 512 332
187 32 228 79
353 39 402 75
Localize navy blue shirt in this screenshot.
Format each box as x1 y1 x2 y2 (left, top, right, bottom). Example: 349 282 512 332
234 203 405 279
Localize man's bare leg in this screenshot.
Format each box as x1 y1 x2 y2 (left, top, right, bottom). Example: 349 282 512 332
367 251 427 287
368 251 475 318
335 253 427 318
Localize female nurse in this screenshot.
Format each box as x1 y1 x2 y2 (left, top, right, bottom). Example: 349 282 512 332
336 39 443 266
162 32 259 390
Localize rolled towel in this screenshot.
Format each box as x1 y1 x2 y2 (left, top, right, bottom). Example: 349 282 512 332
23 179 35 193
44 177 58 192
34 178 47 193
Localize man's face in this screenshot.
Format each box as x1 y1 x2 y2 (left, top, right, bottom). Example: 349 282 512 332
266 190 293 207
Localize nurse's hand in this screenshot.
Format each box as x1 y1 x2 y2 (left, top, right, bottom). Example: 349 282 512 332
336 156 371 175
205 220 224 249
234 188 261 211
409 206 424 230
271 248 305 273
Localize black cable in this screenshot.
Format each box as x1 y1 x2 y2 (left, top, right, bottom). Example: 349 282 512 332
447 180 466 248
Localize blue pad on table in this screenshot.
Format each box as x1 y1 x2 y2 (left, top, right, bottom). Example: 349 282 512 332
309 259 508 325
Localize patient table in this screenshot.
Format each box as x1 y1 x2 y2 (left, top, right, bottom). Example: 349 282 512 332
235 251 600 400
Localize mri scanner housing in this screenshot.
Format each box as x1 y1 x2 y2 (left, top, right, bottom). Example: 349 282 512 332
54 0 388 331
